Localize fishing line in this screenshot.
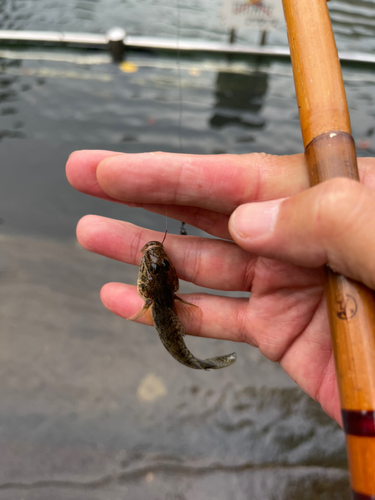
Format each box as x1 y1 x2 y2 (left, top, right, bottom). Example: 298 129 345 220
163 0 185 238
175 0 187 236
176 0 183 154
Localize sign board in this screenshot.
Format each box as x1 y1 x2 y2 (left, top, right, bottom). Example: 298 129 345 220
222 0 284 30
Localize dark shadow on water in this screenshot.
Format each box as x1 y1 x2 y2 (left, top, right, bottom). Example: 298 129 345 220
209 70 268 130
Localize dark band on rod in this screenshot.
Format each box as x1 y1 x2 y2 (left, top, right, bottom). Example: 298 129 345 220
352 491 375 500
342 409 375 437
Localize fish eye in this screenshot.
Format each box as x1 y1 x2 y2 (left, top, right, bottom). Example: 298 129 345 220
161 259 170 271
150 262 160 274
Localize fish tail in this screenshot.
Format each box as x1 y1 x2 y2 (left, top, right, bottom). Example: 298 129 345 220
152 304 236 370
196 352 237 370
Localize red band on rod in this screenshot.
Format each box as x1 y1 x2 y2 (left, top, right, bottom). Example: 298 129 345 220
352 491 375 500
342 410 375 437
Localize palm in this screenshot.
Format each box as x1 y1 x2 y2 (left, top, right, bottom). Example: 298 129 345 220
67 150 347 424
242 256 336 418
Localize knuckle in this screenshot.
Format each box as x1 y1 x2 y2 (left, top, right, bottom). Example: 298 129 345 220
313 178 362 238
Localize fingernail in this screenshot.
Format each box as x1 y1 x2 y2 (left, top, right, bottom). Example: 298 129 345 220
230 198 283 239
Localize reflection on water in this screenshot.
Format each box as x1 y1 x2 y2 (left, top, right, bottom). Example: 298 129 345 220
210 70 267 129
330 0 375 51
0 58 26 140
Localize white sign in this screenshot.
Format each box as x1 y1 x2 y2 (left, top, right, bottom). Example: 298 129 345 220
222 0 284 30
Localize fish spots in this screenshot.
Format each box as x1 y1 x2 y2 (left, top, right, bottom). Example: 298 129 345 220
137 373 167 402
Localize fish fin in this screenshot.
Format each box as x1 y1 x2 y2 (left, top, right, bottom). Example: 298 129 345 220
174 295 199 308
127 300 152 321
174 297 202 337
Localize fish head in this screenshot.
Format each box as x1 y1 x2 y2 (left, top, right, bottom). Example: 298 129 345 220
141 241 163 254
137 240 179 299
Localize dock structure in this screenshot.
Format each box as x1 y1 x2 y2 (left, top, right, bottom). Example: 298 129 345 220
0 29 374 66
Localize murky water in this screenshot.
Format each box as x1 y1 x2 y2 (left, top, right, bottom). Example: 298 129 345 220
0 1 374 498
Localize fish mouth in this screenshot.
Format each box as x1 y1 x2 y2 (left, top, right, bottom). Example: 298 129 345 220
141 240 163 254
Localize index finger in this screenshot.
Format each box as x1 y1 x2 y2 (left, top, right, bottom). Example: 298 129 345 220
66 150 310 214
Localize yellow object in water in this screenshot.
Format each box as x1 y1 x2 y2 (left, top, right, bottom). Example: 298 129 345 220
119 61 138 73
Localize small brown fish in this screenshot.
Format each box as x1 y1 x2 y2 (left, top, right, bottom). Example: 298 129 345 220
129 240 236 370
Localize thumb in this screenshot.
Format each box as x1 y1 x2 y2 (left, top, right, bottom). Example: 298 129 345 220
229 178 375 290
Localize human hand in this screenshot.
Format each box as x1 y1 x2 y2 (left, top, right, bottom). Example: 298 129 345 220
66 150 375 425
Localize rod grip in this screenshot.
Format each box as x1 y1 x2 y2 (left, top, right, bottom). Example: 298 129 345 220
306 131 375 496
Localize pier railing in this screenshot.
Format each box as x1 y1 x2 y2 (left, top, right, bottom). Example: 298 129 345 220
0 29 374 66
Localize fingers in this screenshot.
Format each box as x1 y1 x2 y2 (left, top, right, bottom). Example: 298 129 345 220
119 202 232 240
67 150 310 213
67 150 230 238
97 152 310 213
229 177 375 290
66 150 122 201
66 150 375 239
101 282 249 343
77 214 256 291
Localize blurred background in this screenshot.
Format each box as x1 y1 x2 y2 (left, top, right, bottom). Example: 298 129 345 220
0 0 374 498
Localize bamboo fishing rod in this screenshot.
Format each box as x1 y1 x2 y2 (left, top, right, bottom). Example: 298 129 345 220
281 0 375 497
